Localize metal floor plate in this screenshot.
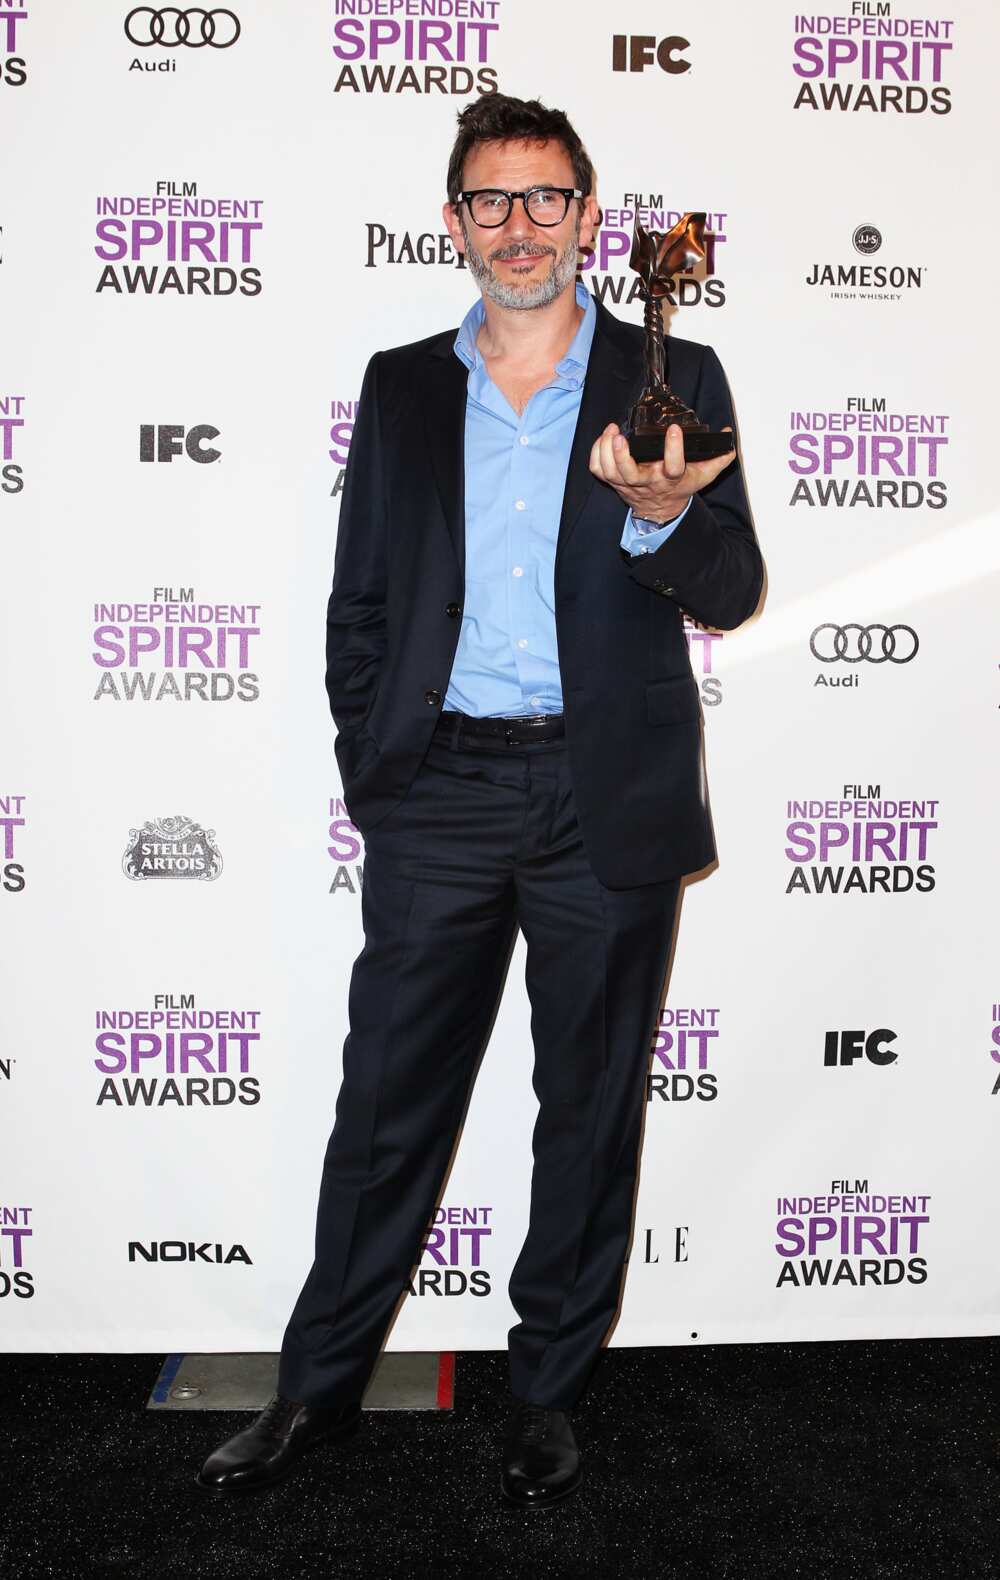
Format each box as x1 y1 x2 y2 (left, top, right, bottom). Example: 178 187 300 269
147 1351 454 1412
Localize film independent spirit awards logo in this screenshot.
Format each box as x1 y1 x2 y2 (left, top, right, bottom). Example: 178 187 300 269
123 815 222 881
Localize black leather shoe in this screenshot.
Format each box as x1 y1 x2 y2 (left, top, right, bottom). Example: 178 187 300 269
196 1394 360 1494
501 1401 582 1510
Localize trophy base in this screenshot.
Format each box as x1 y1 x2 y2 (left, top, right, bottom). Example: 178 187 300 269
628 428 736 464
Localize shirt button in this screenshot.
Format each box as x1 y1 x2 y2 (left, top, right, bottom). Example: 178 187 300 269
530 695 541 706
519 435 530 446
514 499 526 511
517 638 528 649
637 545 649 555
512 566 523 578
424 689 442 705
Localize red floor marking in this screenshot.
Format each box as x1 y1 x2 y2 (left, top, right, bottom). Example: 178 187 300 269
436 1352 455 1409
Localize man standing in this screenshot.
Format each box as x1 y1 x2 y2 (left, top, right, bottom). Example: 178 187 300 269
199 93 762 1509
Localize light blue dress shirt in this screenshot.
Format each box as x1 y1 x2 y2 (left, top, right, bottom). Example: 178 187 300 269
445 282 686 718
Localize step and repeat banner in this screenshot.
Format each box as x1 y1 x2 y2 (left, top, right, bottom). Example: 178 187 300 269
2 1 998 1352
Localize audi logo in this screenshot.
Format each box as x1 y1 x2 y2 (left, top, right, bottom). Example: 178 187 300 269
124 7 241 47
810 623 919 664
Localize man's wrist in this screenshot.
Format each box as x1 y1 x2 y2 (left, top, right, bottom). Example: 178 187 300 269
632 508 682 531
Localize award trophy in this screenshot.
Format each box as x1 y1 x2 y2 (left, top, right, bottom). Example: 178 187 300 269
624 210 735 464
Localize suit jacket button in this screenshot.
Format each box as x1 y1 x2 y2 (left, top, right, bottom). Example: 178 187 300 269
445 602 461 618
653 579 665 590
424 689 442 706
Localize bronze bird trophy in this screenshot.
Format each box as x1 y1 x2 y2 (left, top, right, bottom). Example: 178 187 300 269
624 211 735 464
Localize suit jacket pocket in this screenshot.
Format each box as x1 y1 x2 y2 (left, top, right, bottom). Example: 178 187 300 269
645 676 701 727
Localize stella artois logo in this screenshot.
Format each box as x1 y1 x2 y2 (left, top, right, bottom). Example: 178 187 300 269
122 814 223 881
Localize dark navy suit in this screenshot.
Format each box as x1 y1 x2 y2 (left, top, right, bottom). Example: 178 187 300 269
278 301 762 1409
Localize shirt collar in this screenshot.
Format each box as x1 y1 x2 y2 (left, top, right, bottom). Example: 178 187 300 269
453 281 596 388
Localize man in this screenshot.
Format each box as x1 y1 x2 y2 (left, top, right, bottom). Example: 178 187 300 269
198 93 762 1509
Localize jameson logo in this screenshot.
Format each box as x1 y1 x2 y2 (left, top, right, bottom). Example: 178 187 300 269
123 815 222 881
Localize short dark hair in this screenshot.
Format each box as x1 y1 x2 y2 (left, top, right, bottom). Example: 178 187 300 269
446 93 594 206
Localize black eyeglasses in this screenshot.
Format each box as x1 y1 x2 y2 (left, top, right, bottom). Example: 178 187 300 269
457 187 584 229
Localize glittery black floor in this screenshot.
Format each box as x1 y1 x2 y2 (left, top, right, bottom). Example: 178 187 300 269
3 1341 1000 1579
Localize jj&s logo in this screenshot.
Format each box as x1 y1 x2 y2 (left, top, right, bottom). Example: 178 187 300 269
647 1006 720 1103
0 2 27 87
611 35 690 73
824 1028 899 1066
126 6 241 74
123 815 223 881
0 794 25 893
139 424 221 463
784 783 938 894
93 590 260 703
95 179 263 296
0 1207 33 1298
1 394 24 493
581 197 727 309
333 0 500 95
95 993 262 1108
788 396 948 510
129 1239 251 1264
329 798 364 896
330 399 358 498
410 1205 492 1297
809 622 919 689
776 1179 930 1287
805 225 924 300
792 8 954 114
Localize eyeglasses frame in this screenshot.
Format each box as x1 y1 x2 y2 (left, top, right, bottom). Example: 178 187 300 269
456 186 585 229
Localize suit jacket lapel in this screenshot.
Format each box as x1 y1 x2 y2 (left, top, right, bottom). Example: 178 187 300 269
422 344 468 576
556 300 638 565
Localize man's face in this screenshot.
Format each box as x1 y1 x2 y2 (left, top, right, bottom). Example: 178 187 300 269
443 139 599 312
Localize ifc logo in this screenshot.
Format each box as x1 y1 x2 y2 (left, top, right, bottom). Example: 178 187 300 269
852 224 883 256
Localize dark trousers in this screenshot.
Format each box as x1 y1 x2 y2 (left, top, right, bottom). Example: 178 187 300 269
278 725 680 1410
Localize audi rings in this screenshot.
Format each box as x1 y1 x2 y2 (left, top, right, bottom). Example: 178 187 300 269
810 623 919 664
125 7 241 47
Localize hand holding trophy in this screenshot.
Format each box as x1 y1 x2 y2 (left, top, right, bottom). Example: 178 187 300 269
624 211 736 464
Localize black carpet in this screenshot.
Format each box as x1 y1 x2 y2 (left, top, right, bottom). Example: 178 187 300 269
3 1340 1000 1579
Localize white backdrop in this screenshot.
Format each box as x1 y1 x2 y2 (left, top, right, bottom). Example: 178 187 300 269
2 0 998 1352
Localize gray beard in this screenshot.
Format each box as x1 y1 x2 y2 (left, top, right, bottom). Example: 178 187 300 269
460 219 581 311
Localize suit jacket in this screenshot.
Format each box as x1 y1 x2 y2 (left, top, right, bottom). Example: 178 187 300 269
327 298 763 889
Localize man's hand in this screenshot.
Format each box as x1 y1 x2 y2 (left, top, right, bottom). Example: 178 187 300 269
588 422 735 525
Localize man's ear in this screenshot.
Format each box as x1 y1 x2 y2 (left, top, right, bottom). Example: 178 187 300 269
578 194 600 255
443 202 466 255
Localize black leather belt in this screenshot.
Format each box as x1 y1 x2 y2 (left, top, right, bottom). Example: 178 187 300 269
436 710 565 746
